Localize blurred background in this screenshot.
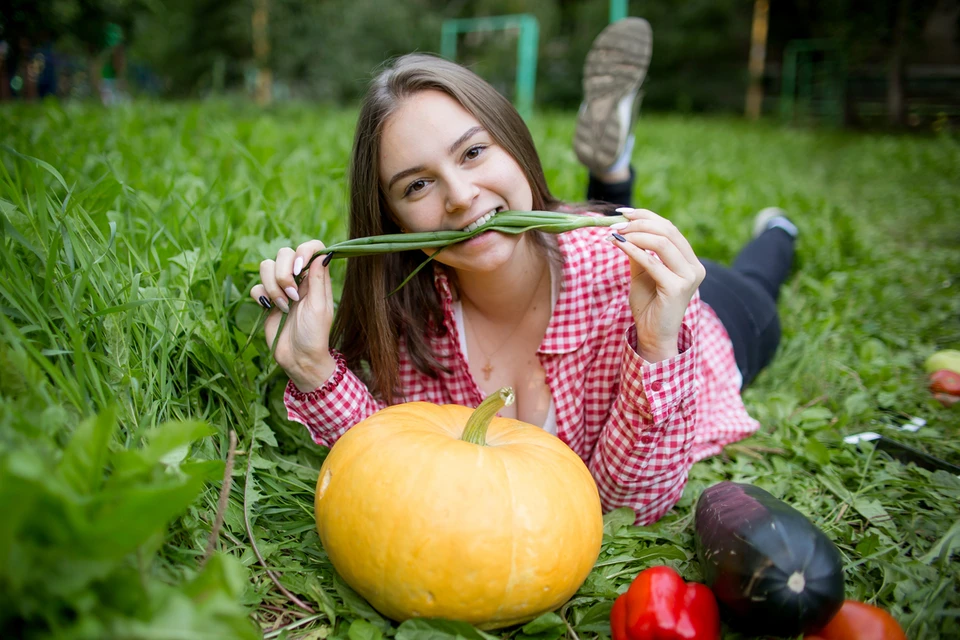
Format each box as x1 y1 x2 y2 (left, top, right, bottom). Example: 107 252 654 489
1 0 959 130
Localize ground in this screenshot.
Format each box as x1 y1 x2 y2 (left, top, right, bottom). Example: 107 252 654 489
0 101 957 638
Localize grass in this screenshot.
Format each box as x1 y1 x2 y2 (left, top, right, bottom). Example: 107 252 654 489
0 99 958 639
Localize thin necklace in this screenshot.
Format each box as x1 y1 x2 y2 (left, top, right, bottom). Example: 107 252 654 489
462 264 548 381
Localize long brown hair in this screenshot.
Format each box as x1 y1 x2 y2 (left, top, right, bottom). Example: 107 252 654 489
330 53 563 404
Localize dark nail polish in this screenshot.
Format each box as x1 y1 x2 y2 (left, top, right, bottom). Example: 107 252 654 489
612 232 627 242
321 253 334 267
258 295 272 310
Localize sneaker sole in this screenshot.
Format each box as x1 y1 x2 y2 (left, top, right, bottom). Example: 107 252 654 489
574 17 653 172
752 206 790 239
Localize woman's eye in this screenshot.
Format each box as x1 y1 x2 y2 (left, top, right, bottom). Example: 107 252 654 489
464 145 485 160
405 179 427 196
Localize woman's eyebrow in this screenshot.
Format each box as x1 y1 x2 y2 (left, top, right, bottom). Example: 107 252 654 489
447 126 485 155
387 126 487 191
387 165 425 191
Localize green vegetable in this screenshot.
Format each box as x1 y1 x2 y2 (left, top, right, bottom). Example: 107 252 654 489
269 210 627 354
309 210 628 264
924 349 960 375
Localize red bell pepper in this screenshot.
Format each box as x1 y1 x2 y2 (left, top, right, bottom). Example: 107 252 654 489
610 566 720 640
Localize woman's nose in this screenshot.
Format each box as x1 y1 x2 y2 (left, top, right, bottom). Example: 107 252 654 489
444 171 480 213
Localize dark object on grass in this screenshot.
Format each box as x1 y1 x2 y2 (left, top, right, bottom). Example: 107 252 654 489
874 436 960 475
694 481 845 637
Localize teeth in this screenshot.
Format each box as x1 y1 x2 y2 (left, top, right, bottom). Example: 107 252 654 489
462 210 498 233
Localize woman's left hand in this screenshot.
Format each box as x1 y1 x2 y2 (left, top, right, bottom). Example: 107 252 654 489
608 208 706 363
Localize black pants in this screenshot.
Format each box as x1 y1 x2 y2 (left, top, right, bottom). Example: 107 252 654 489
588 171 795 387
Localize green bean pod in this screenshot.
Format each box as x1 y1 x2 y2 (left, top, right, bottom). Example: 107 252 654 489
309 211 627 262
268 210 628 354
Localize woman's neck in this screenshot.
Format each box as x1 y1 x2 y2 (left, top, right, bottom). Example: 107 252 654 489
455 240 549 324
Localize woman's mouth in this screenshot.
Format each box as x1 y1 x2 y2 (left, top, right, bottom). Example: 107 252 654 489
460 208 503 233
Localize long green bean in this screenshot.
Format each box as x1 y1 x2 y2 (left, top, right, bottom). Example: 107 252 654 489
309 210 627 261
269 210 627 355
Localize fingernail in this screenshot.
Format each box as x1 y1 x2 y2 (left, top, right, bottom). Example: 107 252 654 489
284 287 300 302
615 207 635 213
612 232 627 242
293 257 304 276
610 222 628 230
275 298 290 314
258 296 272 310
322 253 334 267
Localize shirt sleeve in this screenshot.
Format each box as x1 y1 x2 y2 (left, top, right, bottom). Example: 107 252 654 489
587 293 702 525
283 350 386 447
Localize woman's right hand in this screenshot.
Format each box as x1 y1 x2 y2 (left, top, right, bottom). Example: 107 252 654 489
250 241 337 392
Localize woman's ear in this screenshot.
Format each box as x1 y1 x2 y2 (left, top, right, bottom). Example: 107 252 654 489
387 213 407 233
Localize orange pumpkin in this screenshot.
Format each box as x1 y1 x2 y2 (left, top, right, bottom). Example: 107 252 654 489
314 388 604 629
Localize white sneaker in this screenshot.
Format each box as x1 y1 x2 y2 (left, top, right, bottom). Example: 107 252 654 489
752 207 798 239
573 17 653 175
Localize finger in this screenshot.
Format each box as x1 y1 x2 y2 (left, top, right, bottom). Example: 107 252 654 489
617 220 699 270
249 283 273 310
622 210 698 264
296 267 312 298
305 245 335 313
259 259 290 313
617 208 698 264
610 235 682 292
275 247 300 302
294 240 328 276
615 230 695 281
263 307 283 347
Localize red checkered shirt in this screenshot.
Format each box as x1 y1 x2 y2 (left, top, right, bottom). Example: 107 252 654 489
285 225 760 524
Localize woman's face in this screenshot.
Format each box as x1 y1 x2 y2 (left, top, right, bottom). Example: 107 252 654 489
378 90 534 273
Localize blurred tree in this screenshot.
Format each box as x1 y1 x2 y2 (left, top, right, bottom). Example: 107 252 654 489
922 0 960 63
786 0 946 125
746 0 770 120
266 0 446 101
5 0 953 123
252 0 270 104
631 0 754 112
129 0 449 100
0 0 141 101
0 0 73 99
438 0 755 113
131 0 250 97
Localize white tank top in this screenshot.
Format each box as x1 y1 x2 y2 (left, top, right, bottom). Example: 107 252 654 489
452 269 559 435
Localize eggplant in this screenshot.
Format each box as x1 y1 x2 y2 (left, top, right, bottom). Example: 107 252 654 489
694 481 845 637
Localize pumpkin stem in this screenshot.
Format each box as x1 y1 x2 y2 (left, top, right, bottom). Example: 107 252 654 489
461 387 515 445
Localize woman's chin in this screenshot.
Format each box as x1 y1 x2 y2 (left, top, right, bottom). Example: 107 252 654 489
459 229 501 249
441 231 520 271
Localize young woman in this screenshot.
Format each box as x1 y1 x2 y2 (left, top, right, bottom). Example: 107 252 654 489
250 19 797 525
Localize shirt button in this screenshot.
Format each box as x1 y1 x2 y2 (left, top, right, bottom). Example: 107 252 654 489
640 434 655 445
650 380 663 392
